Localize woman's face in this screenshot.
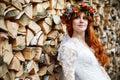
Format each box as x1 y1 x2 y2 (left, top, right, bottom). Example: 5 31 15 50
72 12 88 34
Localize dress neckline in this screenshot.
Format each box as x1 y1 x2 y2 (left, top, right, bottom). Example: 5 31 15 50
70 37 95 53
71 37 88 47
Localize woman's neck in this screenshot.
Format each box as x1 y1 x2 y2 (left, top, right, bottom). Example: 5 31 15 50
72 31 90 49
72 31 85 42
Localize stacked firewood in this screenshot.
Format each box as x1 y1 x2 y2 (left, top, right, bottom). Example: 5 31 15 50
91 0 120 80
0 0 120 80
0 0 66 80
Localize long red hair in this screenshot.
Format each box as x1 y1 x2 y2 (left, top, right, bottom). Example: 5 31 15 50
65 13 109 66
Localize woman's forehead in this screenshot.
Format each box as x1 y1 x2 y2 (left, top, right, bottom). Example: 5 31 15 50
76 12 86 16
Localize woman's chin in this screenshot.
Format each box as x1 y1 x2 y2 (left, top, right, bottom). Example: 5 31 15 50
78 27 87 31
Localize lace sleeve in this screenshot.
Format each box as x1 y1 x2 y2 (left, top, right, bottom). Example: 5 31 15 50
58 46 77 80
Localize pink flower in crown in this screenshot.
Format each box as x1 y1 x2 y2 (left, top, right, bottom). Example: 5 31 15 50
89 8 95 14
80 2 87 7
72 6 79 13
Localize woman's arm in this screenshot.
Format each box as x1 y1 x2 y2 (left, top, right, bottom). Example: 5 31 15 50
58 46 77 80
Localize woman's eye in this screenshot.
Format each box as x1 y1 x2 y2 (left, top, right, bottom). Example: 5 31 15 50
83 16 87 20
75 16 80 19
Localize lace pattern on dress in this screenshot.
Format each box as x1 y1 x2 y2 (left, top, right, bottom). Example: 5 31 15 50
58 46 77 80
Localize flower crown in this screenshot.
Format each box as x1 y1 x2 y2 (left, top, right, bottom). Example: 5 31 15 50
61 2 96 23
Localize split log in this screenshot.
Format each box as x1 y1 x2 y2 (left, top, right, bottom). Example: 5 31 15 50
0 32 8 41
47 30 59 39
18 25 26 35
24 4 33 19
47 9 56 15
49 0 57 9
25 74 40 80
16 64 24 77
56 0 65 9
97 4 104 15
3 40 13 65
33 47 42 61
33 3 47 21
2 72 12 80
40 1 50 9
17 73 29 80
29 62 39 74
24 60 39 74
6 20 19 38
56 9 63 15
93 0 99 4
38 21 51 34
12 35 25 51
42 42 54 54
31 0 43 3
43 75 50 80
17 13 31 27
15 11 24 19
9 56 21 71
37 33 46 46
26 29 34 46
38 66 47 76
52 15 61 24
2 0 10 3
18 0 25 4
9 71 16 80
39 53 45 63
45 17 53 26
23 47 36 60
14 51 25 62
54 24 63 31
104 5 111 13
0 16 8 31
0 63 8 78
3 49 13 65
94 14 101 27
28 20 41 34
30 31 43 46
42 43 56 55
47 63 55 74
0 3 6 16
24 0 31 3
4 7 20 19
49 73 55 80
0 42 3 56
0 33 8 56
45 53 50 65
12 0 22 11
58 33 64 42
50 38 58 47
54 73 60 80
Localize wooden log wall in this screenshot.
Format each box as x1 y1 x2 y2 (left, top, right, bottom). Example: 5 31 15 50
91 0 120 80
0 0 120 80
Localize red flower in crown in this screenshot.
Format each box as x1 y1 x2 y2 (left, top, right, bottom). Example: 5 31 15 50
89 8 95 14
72 6 79 13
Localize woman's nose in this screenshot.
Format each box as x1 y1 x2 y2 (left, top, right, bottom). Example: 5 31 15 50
79 18 84 22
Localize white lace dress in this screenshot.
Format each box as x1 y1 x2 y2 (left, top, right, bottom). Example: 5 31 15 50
57 37 111 80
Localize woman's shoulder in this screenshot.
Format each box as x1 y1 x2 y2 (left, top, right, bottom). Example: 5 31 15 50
61 38 78 50
57 38 78 61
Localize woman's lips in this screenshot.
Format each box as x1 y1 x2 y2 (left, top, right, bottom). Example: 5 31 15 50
78 25 85 27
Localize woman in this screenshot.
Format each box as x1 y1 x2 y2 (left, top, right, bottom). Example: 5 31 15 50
57 2 111 80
